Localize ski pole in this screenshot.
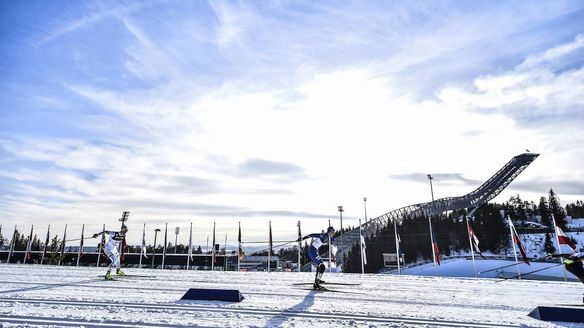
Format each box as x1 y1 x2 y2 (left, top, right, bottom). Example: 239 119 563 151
494 263 564 283
478 262 523 275
243 240 297 244
65 236 95 243
249 240 297 254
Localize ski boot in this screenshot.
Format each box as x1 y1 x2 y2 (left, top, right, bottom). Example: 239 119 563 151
313 277 327 290
313 281 323 290
105 271 113 280
116 268 126 276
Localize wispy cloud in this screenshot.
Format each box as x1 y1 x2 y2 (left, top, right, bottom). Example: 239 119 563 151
236 158 305 179
390 173 482 187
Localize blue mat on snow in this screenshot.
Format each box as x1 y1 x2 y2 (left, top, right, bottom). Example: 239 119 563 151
180 288 245 302
528 306 584 323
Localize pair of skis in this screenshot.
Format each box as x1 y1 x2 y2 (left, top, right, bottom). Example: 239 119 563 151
292 282 361 293
100 274 157 281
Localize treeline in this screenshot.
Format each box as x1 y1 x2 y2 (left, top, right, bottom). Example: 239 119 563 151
342 189 578 273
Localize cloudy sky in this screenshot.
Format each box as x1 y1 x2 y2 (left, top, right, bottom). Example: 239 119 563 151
1 1 584 246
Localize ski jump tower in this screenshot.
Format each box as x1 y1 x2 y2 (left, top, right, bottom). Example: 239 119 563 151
337 152 539 261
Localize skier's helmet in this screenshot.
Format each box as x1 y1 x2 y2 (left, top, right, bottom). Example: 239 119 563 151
120 225 128 234
326 226 335 235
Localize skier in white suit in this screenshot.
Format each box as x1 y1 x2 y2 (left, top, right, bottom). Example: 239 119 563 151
93 225 128 280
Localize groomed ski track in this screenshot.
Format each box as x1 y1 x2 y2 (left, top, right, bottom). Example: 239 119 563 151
0 264 581 327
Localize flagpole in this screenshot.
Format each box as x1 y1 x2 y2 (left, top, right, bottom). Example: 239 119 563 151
359 219 364 275
394 219 401 275
211 222 216 272
97 224 105 267
508 216 521 280
25 225 34 264
41 224 50 265
187 222 193 271
76 224 84 266
551 214 568 282
466 216 477 277
297 220 301 273
268 221 272 273
162 223 168 270
428 216 437 276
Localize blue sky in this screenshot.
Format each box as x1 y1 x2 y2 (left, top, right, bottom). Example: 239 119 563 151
1 1 584 244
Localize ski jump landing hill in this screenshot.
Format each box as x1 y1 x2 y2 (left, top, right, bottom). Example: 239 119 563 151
336 152 540 261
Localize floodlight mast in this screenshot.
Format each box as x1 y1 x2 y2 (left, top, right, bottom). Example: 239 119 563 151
119 211 130 228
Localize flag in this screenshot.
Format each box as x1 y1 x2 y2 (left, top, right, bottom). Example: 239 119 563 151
8 225 17 261
297 220 302 242
393 219 401 266
268 221 273 272
554 223 576 251
60 224 67 259
269 221 273 253
79 225 84 259
121 238 127 262
467 221 485 259
510 220 530 265
141 223 148 259
360 233 367 265
431 228 441 266
238 222 244 260
99 227 106 253
25 225 34 261
396 227 401 243
42 225 50 260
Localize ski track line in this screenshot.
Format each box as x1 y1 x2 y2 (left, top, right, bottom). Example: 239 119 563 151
0 297 524 328
0 278 108 294
0 280 527 312
0 314 214 328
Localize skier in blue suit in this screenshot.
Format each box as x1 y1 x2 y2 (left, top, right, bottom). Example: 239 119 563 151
300 226 337 289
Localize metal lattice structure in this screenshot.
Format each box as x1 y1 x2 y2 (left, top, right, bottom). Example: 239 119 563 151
337 152 539 259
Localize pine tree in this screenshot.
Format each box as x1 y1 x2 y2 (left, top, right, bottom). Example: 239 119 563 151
543 233 555 254
538 197 551 227
566 200 584 218
47 235 61 265
549 189 567 229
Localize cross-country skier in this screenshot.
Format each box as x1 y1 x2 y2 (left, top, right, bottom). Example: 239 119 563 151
93 225 128 280
563 252 584 302
300 226 337 290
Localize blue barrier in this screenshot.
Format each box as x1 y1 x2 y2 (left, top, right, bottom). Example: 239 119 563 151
180 288 245 302
528 306 584 323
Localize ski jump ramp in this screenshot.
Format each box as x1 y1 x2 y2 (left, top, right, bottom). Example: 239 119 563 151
337 152 539 259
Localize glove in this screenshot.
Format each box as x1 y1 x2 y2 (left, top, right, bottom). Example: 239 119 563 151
563 259 574 265
92 233 99 238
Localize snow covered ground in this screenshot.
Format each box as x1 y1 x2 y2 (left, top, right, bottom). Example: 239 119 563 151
401 258 577 281
1 264 583 327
